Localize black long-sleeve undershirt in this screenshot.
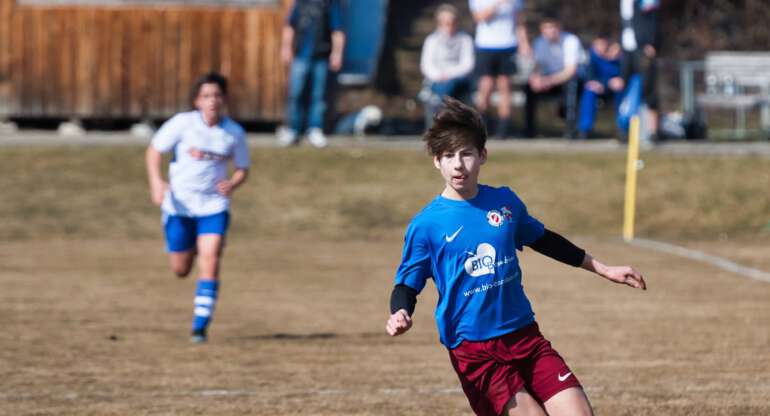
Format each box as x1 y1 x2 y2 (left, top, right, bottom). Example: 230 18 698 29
390 284 418 315
528 228 586 268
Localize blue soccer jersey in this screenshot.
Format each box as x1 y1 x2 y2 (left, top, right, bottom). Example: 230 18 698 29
394 184 545 348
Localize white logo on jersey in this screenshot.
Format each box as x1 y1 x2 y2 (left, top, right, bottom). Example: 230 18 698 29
445 226 463 243
464 243 496 277
487 210 503 227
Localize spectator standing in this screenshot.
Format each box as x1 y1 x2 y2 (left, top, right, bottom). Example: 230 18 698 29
524 16 585 138
620 0 660 140
277 0 346 148
577 36 624 139
469 0 530 139
420 4 475 127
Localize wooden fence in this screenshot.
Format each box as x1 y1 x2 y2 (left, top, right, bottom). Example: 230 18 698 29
0 0 289 121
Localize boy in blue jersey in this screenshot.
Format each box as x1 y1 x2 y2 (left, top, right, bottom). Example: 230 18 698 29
146 72 250 343
385 97 645 416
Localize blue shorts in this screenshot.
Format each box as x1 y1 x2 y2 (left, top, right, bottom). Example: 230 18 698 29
163 211 230 252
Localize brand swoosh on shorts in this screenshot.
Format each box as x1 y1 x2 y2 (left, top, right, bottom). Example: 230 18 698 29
445 226 463 243
558 372 572 382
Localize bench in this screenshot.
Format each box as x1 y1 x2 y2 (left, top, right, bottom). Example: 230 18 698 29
681 51 770 139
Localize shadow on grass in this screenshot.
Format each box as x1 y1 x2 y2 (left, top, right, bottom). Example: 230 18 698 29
238 332 386 341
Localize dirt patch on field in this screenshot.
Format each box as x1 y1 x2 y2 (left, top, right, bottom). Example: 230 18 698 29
3 237 769 415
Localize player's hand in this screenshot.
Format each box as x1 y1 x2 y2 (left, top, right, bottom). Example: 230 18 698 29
386 309 413 336
601 265 646 290
217 180 235 197
150 179 167 206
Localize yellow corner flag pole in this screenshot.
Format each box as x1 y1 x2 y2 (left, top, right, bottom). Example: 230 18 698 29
623 116 641 242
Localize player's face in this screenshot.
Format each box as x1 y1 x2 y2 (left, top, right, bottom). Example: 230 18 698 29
434 145 487 199
194 83 225 123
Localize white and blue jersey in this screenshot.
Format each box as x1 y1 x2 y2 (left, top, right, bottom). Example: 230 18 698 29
151 111 250 218
394 184 545 349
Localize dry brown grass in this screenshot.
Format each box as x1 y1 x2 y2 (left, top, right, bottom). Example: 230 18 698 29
1 145 768 242
2 237 769 415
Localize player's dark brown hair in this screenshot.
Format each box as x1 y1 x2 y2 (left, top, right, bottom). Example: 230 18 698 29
190 72 228 106
423 97 487 157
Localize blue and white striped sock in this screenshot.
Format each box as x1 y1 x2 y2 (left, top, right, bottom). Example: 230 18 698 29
192 279 218 333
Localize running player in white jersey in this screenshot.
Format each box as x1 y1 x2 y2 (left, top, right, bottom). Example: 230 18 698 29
386 97 646 416
145 72 250 343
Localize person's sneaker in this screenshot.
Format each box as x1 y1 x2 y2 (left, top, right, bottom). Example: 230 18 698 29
190 329 207 344
307 128 328 148
276 126 299 147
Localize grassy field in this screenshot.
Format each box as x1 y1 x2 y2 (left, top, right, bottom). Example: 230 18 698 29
2 143 769 415
1 145 769 242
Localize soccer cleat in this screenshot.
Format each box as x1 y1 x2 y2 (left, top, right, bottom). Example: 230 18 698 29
307 128 328 148
190 329 207 344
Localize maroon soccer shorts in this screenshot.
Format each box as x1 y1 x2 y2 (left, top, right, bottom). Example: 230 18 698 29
448 322 582 416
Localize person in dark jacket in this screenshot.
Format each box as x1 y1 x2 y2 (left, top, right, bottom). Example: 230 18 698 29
277 0 346 148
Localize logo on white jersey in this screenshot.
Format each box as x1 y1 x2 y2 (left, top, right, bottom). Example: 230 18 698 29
487 210 503 227
464 243 496 277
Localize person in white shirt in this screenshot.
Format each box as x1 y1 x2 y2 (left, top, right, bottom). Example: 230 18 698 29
469 0 530 139
145 72 250 343
525 16 585 138
420 4 475 127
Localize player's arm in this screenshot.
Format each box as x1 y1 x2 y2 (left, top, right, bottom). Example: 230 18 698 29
218 133 250 197
528 229 646 290
386 284 417 336
580 253 646 290
145 145 167 206
387 222 430 337
217 168 248 197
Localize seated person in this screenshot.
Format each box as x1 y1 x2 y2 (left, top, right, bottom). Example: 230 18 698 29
577 35 624 139
524 15 585 138
419 4 474 127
